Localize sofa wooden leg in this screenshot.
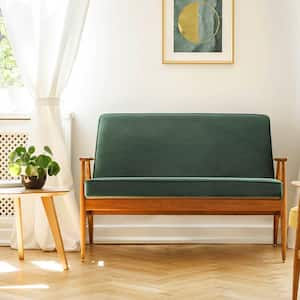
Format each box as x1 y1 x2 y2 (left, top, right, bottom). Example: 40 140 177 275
280 159 287 262
281 206 287 262
80 209 86 261
273 215 279 247
88 213 94 245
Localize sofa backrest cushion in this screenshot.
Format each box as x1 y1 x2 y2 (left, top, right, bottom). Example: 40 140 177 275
93 114 274 178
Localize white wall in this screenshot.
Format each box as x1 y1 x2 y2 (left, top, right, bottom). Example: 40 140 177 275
63 0 300 243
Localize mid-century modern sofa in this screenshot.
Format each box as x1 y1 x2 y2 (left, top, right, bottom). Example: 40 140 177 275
80 113 287 261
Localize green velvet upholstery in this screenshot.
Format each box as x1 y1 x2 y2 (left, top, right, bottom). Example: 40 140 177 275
86 113 279 198
85 177 282 198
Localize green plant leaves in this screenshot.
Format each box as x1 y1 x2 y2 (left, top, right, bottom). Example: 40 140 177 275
25 165 38 176
8 151 17 162
15 146 26 156
48 161 60 176
36 154 52 168
37 168 46 178
8 145 60 178
22 153 30 163
28 146 35 154
44 146 53 156
8 163 21 176
29 156 37 165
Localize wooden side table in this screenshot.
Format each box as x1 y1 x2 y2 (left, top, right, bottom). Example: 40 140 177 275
0 187 69 270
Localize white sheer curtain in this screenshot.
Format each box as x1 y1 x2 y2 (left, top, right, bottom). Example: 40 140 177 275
1 0 89 250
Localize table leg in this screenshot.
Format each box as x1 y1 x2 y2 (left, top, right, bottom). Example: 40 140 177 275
273 215 279 247
41 196 68 270
293 252 300 300
14 197 24 260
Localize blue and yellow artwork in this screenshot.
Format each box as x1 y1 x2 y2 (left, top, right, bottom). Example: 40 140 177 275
174 0 222 52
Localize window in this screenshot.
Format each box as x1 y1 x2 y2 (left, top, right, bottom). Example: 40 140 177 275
0 10 31 113
0 11 22 87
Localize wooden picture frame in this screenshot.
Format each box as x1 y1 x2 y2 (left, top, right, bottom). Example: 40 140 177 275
162 0 235 64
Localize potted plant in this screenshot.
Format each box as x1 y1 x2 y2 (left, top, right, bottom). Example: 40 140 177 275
8 145 60 189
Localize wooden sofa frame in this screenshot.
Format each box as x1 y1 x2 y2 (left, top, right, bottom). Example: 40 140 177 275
80 157 287 262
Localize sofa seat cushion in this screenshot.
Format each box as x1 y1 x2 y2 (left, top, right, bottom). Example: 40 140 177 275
85 177 282 198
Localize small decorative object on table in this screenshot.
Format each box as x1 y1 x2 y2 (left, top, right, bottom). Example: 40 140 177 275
8 145 60 189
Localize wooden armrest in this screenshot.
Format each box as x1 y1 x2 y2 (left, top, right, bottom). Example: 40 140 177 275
80 157 93 182
274 157 287 183
79 157 94 161
274 157 287 162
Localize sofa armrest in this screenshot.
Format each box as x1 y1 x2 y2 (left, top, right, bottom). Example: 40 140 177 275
274 158 287 203
80 157 94 201
274 157 287 181
79 157 94 161
79 158 94 182
79 157 94 181
79 157 94 234
274 157 288 162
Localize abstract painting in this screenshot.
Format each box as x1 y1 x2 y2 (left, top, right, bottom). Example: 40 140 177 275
174 0 222 53
163 0 234 64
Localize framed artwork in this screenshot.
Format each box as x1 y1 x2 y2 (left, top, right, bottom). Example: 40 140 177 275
162 0 234 64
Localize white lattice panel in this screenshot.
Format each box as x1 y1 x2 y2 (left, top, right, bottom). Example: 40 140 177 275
0 197 15 217
0 132 28 216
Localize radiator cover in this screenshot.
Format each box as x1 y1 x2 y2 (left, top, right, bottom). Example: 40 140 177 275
0 132 28 216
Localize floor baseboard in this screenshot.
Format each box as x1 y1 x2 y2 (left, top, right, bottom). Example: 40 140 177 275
92 223 274 244
0 217 287 246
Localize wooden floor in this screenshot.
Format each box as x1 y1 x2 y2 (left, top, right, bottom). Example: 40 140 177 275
0 244 295 300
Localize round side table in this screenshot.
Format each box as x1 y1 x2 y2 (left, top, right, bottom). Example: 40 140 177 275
0 187 69 270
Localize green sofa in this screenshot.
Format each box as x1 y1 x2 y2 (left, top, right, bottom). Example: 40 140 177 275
80 114 287 261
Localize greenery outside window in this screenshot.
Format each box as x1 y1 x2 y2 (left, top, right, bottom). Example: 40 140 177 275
0 9 31 114
0 11 22 87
